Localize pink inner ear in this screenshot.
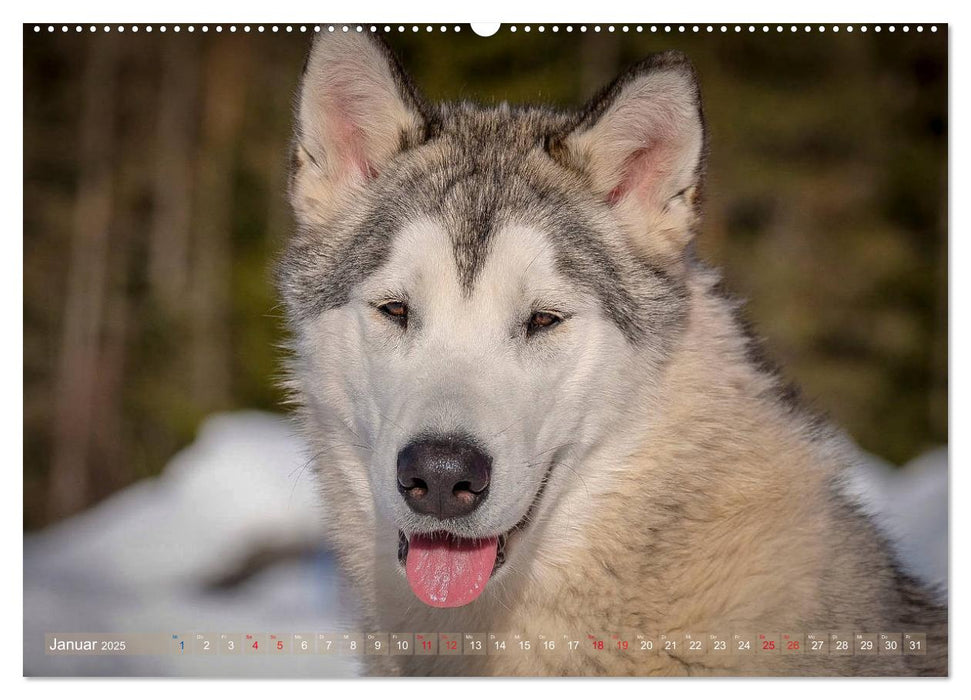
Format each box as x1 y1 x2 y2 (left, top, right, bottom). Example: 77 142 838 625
605 180 629 206
605 142 670 206
325 72 382 182
332 114 380 182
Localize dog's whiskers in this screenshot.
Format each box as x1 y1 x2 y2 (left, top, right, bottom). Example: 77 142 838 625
373 406 408 437
288 440 372 506
488 415 521 442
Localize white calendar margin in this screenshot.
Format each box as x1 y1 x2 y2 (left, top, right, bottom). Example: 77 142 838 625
3 0 962 698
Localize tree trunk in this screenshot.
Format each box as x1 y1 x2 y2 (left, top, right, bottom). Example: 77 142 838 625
149 37 199 315
190 37 249 412
48 35 118 521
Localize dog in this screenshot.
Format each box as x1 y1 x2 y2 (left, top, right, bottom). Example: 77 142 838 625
277 31 947 676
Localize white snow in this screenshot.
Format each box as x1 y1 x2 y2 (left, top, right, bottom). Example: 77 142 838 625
23 410 947 676
844 446 948 593
24 411 360 677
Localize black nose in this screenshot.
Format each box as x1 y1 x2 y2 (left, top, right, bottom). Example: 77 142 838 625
396 437 492 519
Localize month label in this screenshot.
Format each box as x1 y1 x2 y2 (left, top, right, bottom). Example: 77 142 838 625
44 634 161 656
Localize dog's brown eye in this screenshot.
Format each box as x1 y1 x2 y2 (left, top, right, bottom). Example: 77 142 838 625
378 301 408 327
527 311 562 337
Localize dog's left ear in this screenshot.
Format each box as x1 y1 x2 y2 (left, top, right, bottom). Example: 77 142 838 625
550 51 706 259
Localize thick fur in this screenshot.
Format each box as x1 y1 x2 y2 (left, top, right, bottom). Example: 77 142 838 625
278 32 947 676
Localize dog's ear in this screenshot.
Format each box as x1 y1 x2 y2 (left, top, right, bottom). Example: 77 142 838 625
291 31 429 224
550 51 706 260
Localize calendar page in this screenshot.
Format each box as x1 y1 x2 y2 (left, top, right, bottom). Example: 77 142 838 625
22 17 948 680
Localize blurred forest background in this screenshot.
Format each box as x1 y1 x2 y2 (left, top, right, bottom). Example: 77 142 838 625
23 25 947 530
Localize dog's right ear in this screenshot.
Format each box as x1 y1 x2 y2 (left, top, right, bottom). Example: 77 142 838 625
291 31 429 224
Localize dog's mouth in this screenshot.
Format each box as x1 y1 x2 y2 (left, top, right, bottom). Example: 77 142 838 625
397 530 509 608
394 452 558 609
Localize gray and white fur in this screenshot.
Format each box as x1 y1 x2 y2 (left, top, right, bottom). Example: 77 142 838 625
278 31 947 676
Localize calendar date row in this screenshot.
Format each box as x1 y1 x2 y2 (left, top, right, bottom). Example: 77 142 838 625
46 632 928 657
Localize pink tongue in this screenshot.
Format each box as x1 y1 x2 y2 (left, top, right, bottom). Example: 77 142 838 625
405 534 498 608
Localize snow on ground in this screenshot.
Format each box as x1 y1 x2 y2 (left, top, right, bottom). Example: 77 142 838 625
844 447 948 593
24 412 359 677
23 410 947 676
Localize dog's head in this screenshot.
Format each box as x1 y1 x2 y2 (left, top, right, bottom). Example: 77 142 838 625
280 31 706 608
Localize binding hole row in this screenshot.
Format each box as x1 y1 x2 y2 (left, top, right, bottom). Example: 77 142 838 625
32 24 939 34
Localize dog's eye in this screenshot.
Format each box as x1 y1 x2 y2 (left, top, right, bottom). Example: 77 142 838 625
526 311 562 337
378 301 408 327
